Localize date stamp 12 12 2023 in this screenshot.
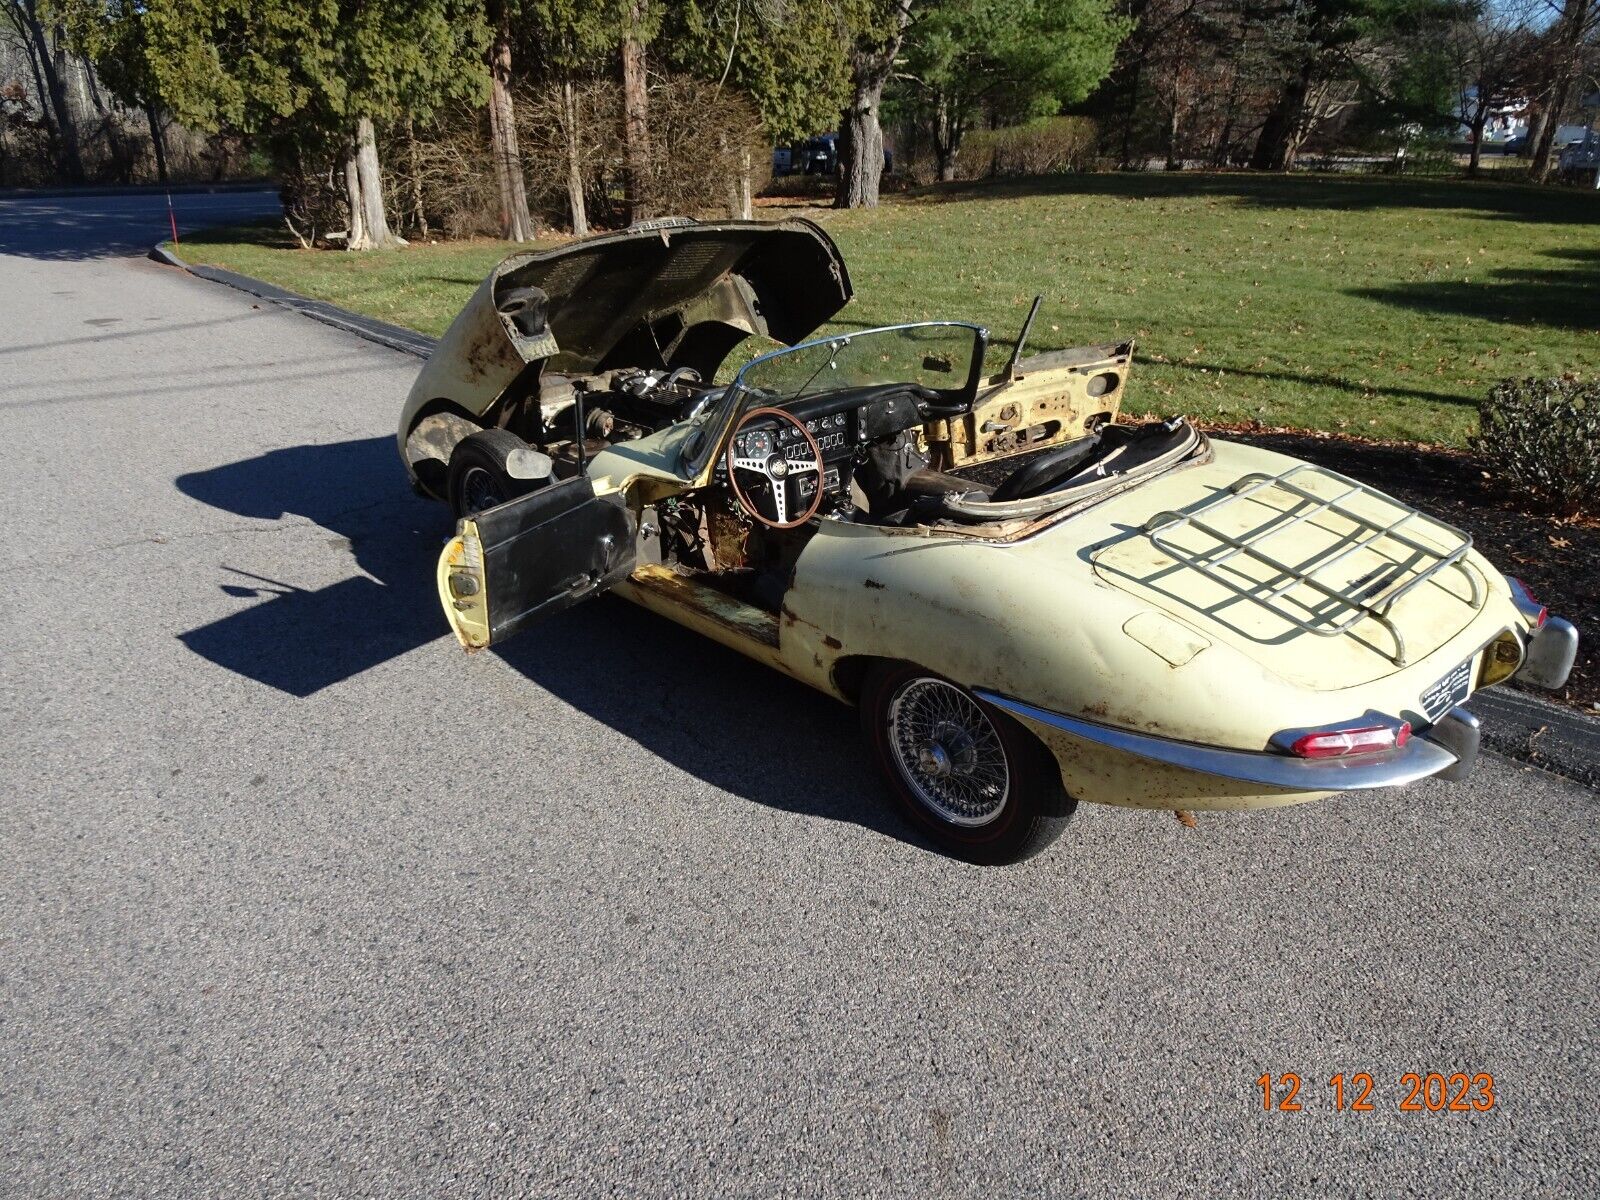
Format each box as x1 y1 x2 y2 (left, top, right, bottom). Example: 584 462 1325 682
1257 1073 1496 1113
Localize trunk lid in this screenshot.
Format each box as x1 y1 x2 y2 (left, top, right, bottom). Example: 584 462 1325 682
1077 440 1489 690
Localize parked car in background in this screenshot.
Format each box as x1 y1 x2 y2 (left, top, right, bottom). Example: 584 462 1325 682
771 145 794 176
788 133 892 177
1558 133 1600 185
802 134 838 175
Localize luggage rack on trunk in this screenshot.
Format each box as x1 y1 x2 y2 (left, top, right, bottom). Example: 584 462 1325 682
1141 464 1482 665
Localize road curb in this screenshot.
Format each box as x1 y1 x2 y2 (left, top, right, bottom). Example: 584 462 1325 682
148 243 436 360
1472 688 1600 790
150 240 1597 790
3 181 276 200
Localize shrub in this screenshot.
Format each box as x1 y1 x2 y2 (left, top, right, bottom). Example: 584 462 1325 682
1473 377 1600 517
958 117 1099 180
389 107 502 240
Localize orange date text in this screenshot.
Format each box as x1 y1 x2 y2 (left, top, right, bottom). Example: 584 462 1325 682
1255 1072 1495 1113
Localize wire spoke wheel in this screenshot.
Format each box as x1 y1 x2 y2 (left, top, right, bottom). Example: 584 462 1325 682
886 677 1010 827
458 465 506 516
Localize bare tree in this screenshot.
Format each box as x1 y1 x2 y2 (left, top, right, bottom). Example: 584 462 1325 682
2 0 82 180
1454 4 1540 176
1530 0 1599 180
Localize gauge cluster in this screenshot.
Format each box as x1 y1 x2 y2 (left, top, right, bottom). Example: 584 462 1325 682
728 407 858 514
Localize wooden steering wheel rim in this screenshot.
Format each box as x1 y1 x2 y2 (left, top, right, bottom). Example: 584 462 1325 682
725 405 826 530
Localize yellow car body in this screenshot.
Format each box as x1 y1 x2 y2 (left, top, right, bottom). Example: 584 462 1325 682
412 219 1577 854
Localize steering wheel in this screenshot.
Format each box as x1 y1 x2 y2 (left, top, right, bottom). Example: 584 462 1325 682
725 406 826 529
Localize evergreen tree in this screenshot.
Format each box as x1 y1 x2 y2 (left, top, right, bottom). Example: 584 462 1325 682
897 0 1131 181
1247 0 1471 170
135 0 490 248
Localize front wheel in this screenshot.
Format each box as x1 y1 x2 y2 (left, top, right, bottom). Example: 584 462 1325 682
447 428 535 519
860 662 1073 864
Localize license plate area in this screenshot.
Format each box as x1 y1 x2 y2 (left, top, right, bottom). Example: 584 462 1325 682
1420 658 1473 723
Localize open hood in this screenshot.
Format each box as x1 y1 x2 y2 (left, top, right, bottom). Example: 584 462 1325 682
501 217 852 377
408 218 854 426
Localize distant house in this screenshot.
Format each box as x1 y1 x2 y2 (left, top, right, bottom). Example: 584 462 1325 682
1460 89 1530 143
1458 89 1590 148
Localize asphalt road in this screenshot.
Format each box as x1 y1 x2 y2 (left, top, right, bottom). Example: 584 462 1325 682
2 191 1597 1199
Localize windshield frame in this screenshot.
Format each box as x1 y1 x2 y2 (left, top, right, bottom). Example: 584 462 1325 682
681 320 988 477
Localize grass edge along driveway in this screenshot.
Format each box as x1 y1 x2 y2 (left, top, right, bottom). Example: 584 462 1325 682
173 172 1600 448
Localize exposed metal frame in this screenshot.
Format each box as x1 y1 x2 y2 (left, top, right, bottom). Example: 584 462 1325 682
1142 465 1483 665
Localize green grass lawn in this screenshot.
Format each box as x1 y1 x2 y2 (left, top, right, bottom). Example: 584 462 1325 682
175 172 1600 447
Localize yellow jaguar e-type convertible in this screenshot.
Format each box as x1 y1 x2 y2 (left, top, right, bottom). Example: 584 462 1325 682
400 218 1577 862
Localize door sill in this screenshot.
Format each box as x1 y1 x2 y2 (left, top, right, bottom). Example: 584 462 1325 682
626 564 781 648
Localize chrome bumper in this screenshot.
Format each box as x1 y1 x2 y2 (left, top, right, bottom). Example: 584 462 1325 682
975 690 1478 792
1516 617 1578 690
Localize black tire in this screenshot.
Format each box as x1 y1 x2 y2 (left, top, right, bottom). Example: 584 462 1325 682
860 662 1074 864
447 428 535 519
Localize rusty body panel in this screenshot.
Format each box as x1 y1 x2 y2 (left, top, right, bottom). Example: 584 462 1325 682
399 219 852 496
922 342 1130 469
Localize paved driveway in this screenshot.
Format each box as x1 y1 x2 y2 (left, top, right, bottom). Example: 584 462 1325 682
1 193 1596 1198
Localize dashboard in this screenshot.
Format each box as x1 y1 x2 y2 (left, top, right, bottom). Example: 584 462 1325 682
719 383 942 515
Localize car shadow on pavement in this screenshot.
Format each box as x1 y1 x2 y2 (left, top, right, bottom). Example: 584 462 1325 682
492 597 905 841
173 435 906 843
175 436 452 696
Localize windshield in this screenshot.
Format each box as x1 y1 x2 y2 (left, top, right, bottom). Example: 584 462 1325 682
735 322 984 405
680 321 986 476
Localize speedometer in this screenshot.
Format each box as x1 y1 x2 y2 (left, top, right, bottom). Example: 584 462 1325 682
741 429 775 459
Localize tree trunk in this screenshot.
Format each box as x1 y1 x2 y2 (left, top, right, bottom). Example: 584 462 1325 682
1119 61 1142 167
145 103 169 183
835 0 912 209
1525 104 1547 163
562 80 589 236
20 4 83 182
405 116 428 238
621 3 652 224
932 97 960 181
83 64 133 183
1531 0 1595 183
1250 60 1313 172
344 155 367 249
344 117 403 251
1532 75 1573 182
1164 90 1182 171
16 22 61 169
487 9 534 242
1468 102 1488 177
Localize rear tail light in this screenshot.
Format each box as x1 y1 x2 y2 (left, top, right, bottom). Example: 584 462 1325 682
1288 721 1411 759
1507 577 1548 629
